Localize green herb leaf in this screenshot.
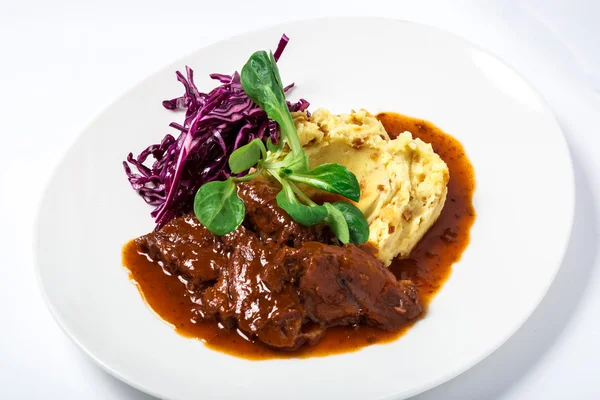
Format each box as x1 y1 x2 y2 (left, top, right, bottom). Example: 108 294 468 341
241 51 289 134
324 202 350 244
228 139 265 174
241 50 306 166
275 182 327 226
269 51 285 92
332 201 370 244
266 137 281 153
284 152 309 173
287 163 361 202
280 167 293 177
193 178 245 236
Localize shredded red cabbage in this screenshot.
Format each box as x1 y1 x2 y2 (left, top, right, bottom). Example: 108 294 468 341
123 35 310 228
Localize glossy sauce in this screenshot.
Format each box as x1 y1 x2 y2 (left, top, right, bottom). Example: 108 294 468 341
377 113 476 304
123 112 476 359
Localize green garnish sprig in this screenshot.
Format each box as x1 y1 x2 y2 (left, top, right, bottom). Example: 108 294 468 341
194 50 369 244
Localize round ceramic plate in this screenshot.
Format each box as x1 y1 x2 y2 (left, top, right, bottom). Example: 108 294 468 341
34 18 574 400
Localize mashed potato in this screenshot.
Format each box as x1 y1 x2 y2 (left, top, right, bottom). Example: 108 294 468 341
292 109 449 266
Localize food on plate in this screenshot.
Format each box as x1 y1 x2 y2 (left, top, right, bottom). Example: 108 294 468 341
122 35 476 358
294 109 449 265
123 35 309 229
134 181 421 350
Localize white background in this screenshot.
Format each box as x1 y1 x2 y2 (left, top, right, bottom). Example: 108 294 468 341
1 0 599 399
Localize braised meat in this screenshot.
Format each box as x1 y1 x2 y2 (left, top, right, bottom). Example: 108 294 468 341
293 243 421 329
136 180 422 350
140 214 224 283
236 180 333 246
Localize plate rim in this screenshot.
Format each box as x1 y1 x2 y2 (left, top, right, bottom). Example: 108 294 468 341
33 16 575 400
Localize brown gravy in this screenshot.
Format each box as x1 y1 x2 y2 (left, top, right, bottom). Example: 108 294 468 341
123 112 476 359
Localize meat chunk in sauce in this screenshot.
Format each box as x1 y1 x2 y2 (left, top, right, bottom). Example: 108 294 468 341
136 180 422 350
140 215 224 283
236 180 332 246
294 243 421 329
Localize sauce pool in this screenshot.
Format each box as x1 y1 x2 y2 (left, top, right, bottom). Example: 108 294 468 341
123 112 476 359
377 113 476 304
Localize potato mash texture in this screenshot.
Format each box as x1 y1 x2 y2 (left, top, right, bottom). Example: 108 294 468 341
293 109 449 266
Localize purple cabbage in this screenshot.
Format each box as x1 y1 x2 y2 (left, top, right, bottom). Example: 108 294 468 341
123 34 310 229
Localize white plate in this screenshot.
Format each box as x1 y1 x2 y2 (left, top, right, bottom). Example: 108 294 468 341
34 18 574 400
